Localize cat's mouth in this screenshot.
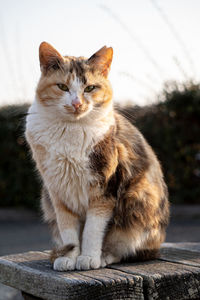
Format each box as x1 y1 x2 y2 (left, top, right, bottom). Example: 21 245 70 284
63 105 89 119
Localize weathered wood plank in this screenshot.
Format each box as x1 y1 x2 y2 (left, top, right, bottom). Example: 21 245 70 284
110 260 200 300
22 291 43 300
0 251 143 300
1 244 200 300
160 247 200 267
75 268 143 300
162 242 200 252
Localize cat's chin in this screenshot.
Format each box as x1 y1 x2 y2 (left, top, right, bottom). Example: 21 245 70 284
62 109 92 122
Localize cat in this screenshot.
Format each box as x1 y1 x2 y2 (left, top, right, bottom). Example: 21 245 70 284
25 42 169 271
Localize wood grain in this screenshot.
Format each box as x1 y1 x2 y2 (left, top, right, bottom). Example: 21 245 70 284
0 251 143 300
160 247 200 267
22 291 43 300
110 247 200 300
162 242 200 252
1 244 200 300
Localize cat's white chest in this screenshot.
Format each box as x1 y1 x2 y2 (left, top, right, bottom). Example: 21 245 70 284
45 125 94 215
26 112 107 216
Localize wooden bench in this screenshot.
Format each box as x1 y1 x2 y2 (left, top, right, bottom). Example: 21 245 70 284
0 243 200 300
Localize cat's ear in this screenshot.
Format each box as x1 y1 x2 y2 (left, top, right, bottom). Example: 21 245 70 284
88 46 113 77
39 42 64 73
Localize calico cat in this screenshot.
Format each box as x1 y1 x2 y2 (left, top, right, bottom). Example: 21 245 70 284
25 42 169 271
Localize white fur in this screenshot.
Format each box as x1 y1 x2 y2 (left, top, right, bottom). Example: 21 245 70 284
54 257 76 271
75 213 111 270
26 92 115 271
101 253 120 267
61 76 82 107
76 255 101 270
60 229 79 245
26 99 114 216
55 75 94 118
81 213 110 257
53 239 80 271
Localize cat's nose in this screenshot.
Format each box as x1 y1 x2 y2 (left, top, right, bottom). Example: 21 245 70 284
72 97 82 110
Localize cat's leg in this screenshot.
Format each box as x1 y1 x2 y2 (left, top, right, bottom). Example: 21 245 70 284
50 197 80 271
76 200 113 270
41 187 62 246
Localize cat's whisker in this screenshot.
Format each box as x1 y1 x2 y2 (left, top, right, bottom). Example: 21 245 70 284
115 108 136 124
26 112 38 115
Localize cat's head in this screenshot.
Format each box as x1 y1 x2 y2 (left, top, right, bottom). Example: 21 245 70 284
36 42 113 122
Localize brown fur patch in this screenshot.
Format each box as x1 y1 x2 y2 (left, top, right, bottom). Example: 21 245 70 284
89 111 169 243
39 42 65 74
69 59 87 84
124 249 160 262
89 193 115 217
50 244 75 263
89 125 117 183
88 46 113 77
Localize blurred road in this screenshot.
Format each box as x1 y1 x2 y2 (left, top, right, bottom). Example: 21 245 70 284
0 205 200 300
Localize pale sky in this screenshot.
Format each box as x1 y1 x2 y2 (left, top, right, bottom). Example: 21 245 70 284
0 0 200 106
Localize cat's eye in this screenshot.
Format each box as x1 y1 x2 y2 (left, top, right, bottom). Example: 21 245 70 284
84 85 96 93
57 83 69 92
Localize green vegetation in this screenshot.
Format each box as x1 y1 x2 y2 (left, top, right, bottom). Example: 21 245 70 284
0 104 40 210
0 81 199 209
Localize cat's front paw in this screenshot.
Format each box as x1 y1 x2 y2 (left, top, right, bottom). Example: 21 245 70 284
76 255 101 270
53 257 76 271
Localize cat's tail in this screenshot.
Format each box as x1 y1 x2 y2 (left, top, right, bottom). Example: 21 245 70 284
123 248 160 263
50 244 76 263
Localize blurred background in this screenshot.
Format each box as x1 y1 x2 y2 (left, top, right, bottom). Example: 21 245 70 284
0 0 200 299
